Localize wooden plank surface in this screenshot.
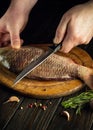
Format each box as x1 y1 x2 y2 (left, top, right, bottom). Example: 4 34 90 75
0 86 24 130
0 43 93 130
0 87 93 130
5 98 62 130
48 90 93 130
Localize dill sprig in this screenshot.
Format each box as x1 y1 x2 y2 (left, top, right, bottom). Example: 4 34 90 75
61 90 93 114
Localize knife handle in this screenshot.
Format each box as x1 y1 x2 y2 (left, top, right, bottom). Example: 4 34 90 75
49 43 62 52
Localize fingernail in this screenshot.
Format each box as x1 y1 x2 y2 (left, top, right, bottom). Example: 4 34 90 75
53 37 60 44
12 42 21 49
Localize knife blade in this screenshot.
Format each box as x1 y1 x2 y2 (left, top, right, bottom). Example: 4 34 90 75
13 43 62 86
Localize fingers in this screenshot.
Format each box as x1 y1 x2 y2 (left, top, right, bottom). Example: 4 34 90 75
0 21 21 48
0 33 10 47
10 30 21 49
53 14 81 53
0 29 22 49
1 33 10 42
61 34 78 53
53 15 70 44
53 4 93 54
0 12 23 48
0 33 2 39
53 14 76 53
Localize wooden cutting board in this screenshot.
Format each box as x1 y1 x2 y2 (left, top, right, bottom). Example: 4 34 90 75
0 44 93 99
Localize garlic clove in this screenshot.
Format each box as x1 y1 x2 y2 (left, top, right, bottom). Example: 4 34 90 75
3 96 20 104
61 110 71 121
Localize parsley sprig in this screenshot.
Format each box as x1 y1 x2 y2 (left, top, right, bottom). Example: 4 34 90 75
62 90 93 114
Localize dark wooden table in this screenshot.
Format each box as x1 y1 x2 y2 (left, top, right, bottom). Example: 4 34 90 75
0 42 93 130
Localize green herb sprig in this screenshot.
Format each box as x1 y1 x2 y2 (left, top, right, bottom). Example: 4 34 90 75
62 90 93 114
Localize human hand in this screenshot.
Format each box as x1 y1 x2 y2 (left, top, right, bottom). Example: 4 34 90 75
0 9 27 48
0 0 37 49
53 1 93 53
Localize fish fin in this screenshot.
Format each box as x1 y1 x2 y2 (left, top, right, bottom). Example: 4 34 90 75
78 66 93 89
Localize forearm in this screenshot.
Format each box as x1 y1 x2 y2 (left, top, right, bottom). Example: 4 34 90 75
8 0 38 15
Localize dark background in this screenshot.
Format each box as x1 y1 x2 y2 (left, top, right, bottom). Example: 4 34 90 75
0 0 93 57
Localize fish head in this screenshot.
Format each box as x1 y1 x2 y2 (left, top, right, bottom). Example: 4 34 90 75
0 47 11 69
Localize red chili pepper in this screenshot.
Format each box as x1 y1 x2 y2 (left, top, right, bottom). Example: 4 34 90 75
28 103 33 108
41 105 47 111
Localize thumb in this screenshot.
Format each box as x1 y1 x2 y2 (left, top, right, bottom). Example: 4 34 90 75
10 30 21 49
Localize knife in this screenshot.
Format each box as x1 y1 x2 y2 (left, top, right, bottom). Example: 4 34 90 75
13 43 62 86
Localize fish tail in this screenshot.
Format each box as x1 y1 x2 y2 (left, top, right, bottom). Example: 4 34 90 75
78 66 93 89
